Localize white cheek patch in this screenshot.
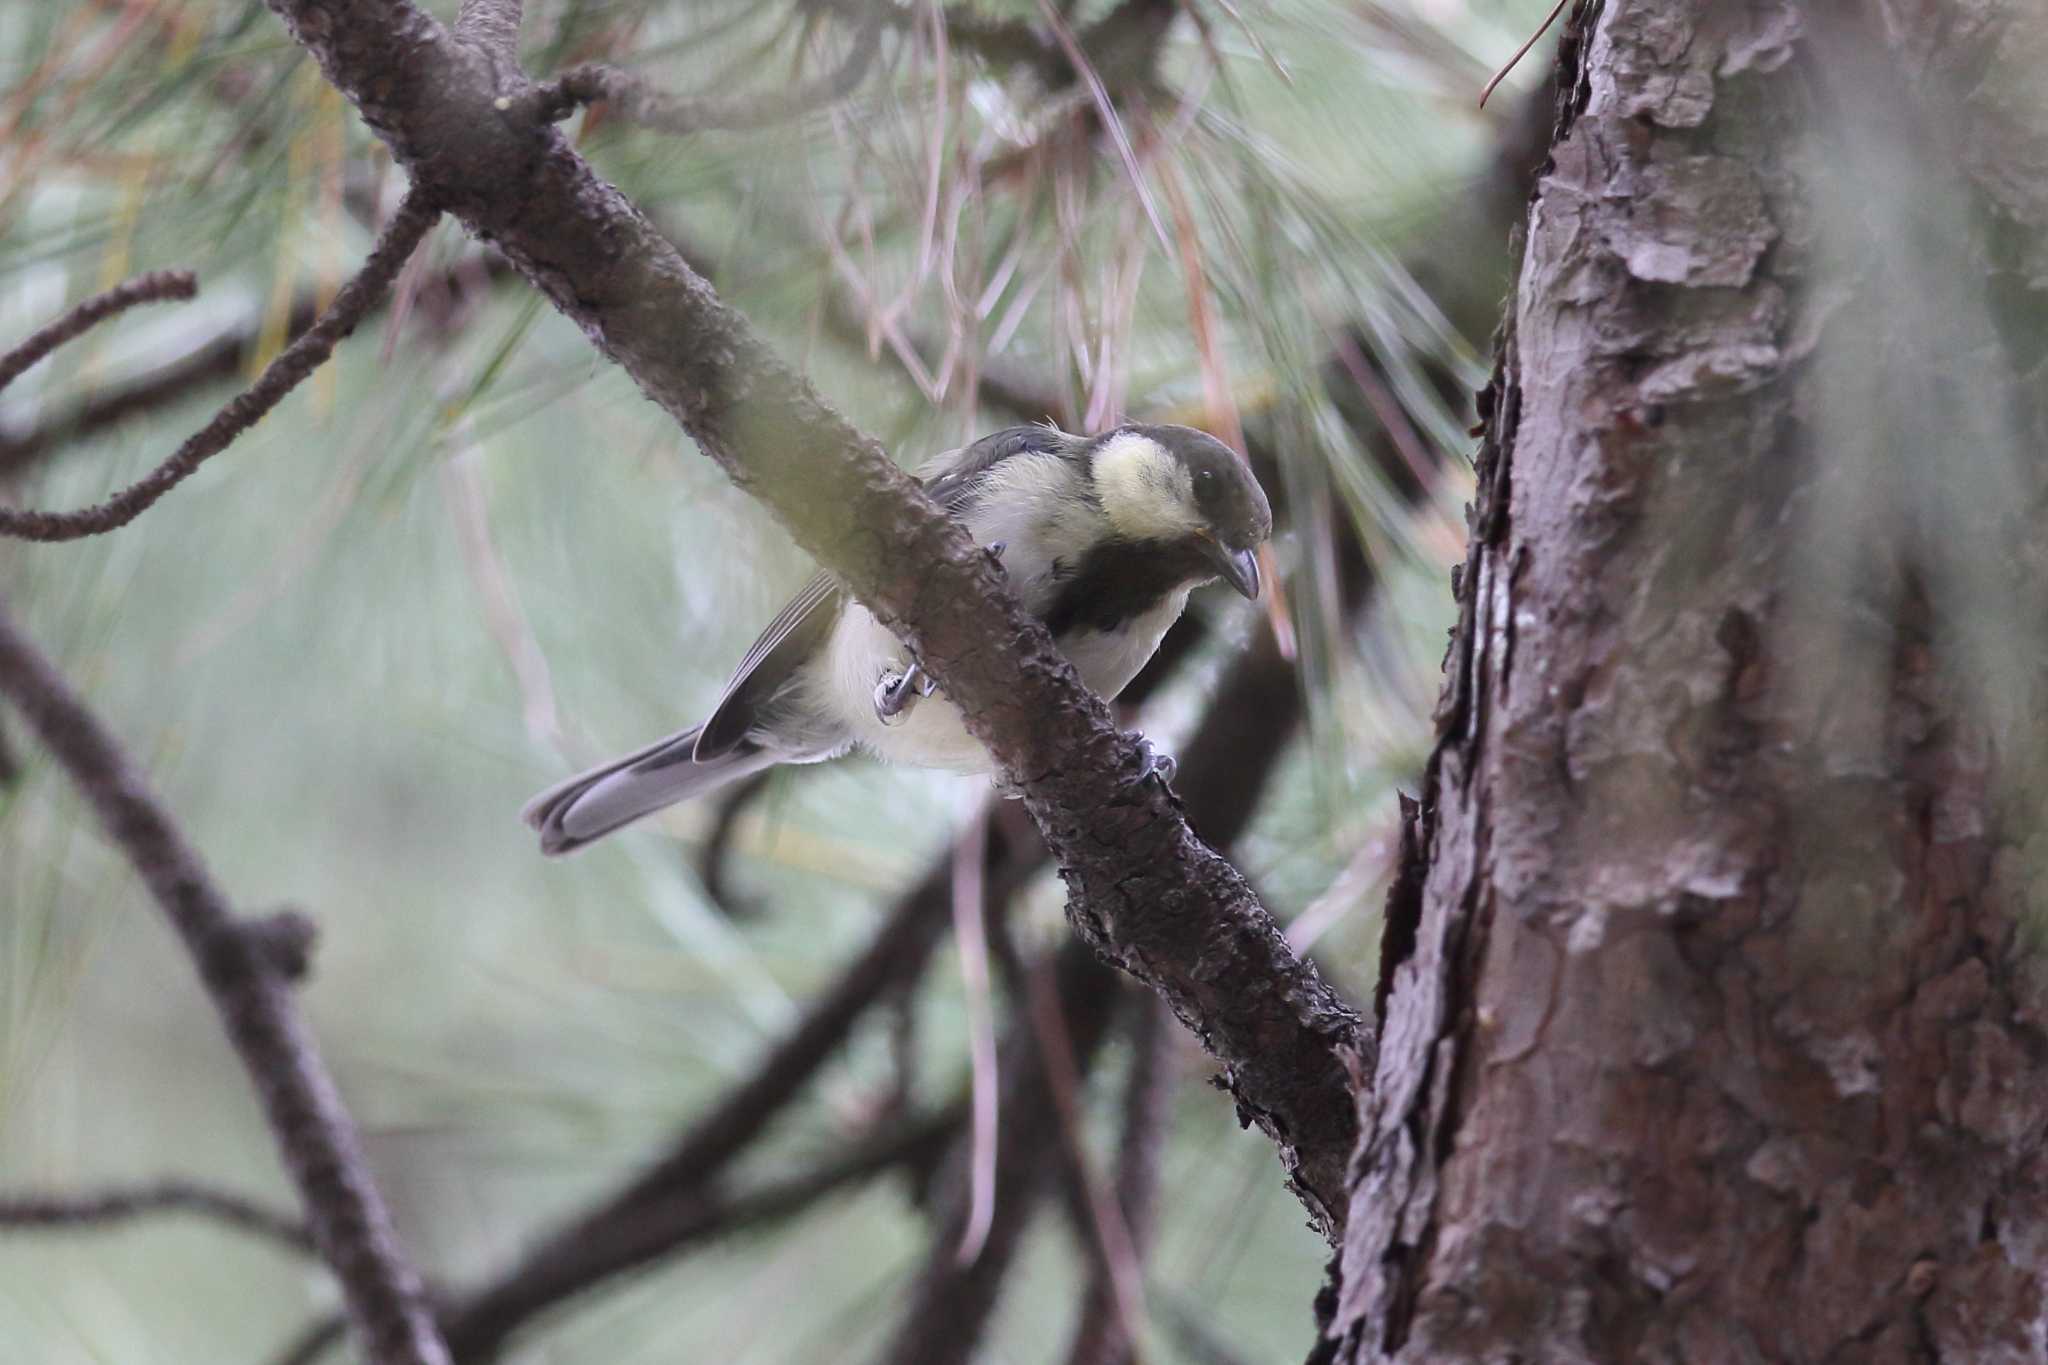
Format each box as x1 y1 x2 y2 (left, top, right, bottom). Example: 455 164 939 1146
1093 432 1202 540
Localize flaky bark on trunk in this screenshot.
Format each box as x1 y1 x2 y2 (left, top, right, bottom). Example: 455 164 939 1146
1322 1 2048 1360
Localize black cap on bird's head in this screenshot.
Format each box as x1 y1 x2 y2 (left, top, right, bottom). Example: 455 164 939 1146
1088 423 1273 599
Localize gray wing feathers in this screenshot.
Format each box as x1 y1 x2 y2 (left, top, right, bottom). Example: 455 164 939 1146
919 424 1077 509
525 424 1081 856
691 429 1066 762
693 570 842 760
522 726 778 857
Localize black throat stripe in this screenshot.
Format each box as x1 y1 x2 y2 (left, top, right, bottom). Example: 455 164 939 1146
1043 536 1216 638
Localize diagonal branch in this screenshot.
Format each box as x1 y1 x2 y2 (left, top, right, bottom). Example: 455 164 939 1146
0 602 448 1365
0 251 512 480
433 812 1039 1361
0 1179 314 1256
264 0 1365 1238
873 942 1125 1365
0 270 196 393
0 194 439 542
542 10 883 135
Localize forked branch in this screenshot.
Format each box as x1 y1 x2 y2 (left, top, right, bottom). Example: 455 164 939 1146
0 195 438 542
0 603 448 1365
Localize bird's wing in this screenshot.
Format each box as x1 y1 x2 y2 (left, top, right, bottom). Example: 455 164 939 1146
919 424 1079 510
693 425 1077 761
692 570 842 760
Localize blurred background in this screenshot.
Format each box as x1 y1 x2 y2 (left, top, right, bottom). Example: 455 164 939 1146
0 0 1545 1360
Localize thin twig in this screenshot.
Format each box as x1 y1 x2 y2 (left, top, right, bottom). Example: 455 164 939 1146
0 602 448 1365
427 816 1037 1361
873 942 1124 1365
541 12 881 135
950 800 999 1266
1062 999 1175 1365
1027 962 1147 1352
1478 0 1573 108
0 271 196 395
0 1180 314 1256
0 252 511 480
440 1109 964 1360
697 766 775 917
0 194 438 542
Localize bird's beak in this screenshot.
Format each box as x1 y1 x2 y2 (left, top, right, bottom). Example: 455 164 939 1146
1204 538 1261 600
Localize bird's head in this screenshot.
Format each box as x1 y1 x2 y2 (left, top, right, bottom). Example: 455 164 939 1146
1087 424 1273 599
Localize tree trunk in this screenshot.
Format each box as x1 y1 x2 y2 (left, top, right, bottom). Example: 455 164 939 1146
1320 1 2048 1360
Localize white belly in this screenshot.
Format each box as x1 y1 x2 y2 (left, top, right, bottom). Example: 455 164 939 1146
800 588 1191 775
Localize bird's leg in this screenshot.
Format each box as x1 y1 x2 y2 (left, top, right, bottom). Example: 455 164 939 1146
874 665 928 725
875 546 1004 727
1123 730 1177 785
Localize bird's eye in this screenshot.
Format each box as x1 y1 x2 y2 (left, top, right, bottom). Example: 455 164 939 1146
1196 468 1215 485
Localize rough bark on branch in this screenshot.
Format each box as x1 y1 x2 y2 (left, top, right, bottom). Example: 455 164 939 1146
263 0 1363 1235
0 603 447 1365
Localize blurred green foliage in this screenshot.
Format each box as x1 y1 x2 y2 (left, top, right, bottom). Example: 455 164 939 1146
0 0 1534 1359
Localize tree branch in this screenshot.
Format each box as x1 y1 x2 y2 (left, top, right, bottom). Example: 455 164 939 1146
873 942 1124 1365
0 270 196 393
0 251 510 480
443 1106 961 1360
263 0 1365 1238
432 815 1040 1360
0 1179 313 1256
542 10 883 135
0 602 447 1365
453 0 522 65
0 195 439 542
1062 998 1174 1365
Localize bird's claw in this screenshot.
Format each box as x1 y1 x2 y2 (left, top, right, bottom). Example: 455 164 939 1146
875 661 937 725
1124 730 1177 786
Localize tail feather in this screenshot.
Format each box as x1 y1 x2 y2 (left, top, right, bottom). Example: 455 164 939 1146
522 727 778 857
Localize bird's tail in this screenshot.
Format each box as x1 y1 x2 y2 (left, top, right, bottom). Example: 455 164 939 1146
522 728 777 857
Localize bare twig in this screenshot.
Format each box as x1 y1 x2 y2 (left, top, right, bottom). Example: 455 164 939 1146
0 252 510 480
873 942 1124 1365
950 801 1000 1266
1063 999 1175 1365
440 1108 965 1360
541 12 882 135
1478 0 1573 107
0 195 438 542
1029 960 1148 1352
440 445 563 750
0 602 447 1365
0 1179 313 1255
696 765 775 916
427 814 1038 1361
0 270 196 394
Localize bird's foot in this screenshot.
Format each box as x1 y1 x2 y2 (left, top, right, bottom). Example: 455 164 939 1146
1123 730 1177 786
874 661 938 726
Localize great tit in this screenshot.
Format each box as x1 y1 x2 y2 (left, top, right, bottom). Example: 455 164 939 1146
524 422 1272 855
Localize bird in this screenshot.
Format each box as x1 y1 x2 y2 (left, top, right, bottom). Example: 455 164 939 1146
523 422 1273 856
